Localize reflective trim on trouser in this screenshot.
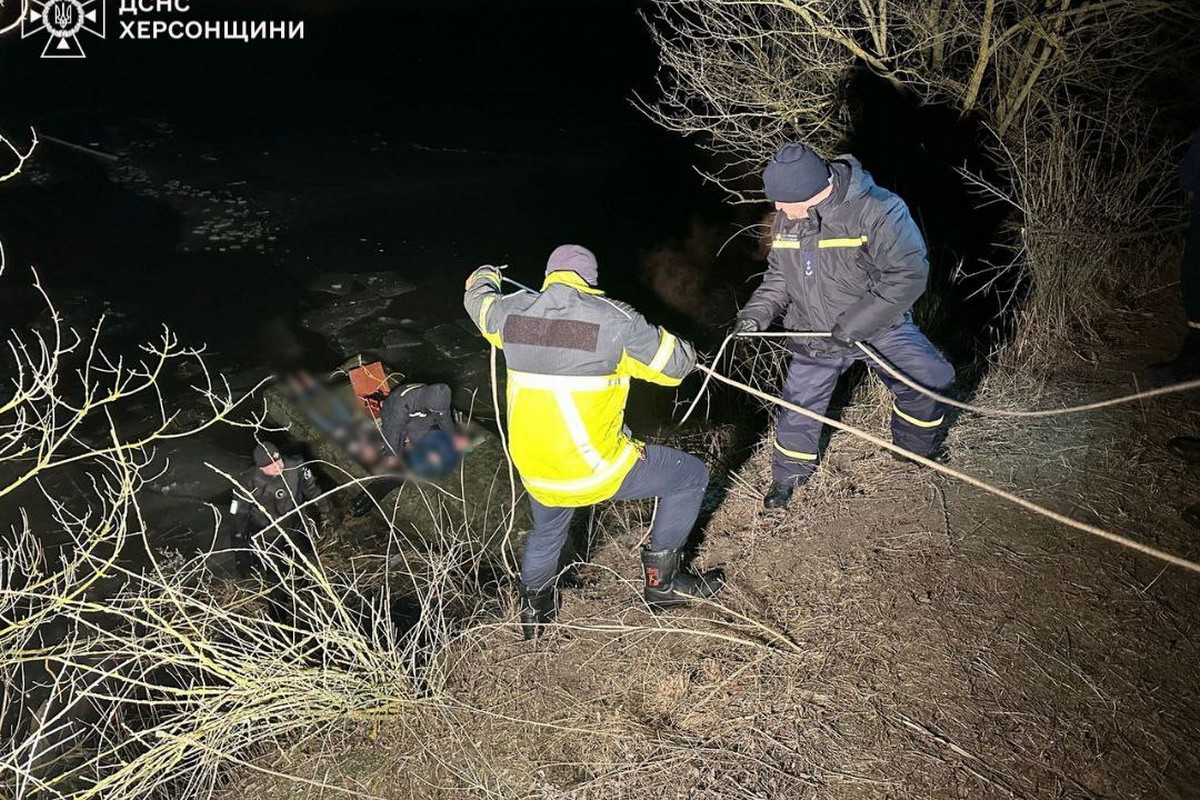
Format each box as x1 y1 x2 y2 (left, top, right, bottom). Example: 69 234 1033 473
520 445 709 590
773 320 955 483
867 323 955 455
772 351 843 485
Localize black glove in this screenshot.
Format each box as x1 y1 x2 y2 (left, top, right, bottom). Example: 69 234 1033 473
730 316 761 336
804 333 856 359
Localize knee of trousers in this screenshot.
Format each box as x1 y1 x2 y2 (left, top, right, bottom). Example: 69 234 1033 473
677 452 710 493
929 357 956 391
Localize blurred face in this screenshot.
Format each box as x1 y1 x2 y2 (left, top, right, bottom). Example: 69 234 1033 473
774 181 834 220
260 458 284 477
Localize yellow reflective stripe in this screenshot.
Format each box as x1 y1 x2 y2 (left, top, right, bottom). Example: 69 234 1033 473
542 270 605 295
817 236 868 249
477 296 496 330
1189 320 1200 330
892 404 944 428
552 389 607 471
508 370 628 392
773 441 818 460
522 442 639 492
648 331 677 373
771 238 801 249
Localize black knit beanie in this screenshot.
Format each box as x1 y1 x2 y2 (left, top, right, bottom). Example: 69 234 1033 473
763 142 830 202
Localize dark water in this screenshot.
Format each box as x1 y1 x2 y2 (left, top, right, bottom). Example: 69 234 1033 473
0 0 722 349
0 1 739 563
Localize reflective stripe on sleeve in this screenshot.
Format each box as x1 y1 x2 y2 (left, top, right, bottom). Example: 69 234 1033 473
771 238 801 249
648 331 677 373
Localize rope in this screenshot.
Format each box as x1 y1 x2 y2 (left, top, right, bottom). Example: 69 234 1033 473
731 330 1200 418
695 363 1200 575
491 345 519 579
477 276 1200 574
488 274 533 579
678 333 735 428
855 341 1200 418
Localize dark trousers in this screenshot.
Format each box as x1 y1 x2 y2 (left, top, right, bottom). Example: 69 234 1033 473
521 445 710 590
1182 207 1200 326
773 321 955 485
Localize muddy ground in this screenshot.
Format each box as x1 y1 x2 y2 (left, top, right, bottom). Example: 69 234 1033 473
218 283 1200 799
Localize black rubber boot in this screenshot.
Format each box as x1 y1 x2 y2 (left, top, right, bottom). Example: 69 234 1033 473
641 547 725 610
1169 436 1200 465
763 481 795 509
518 585 558 641
1148 330 1200 387
890 442 950 465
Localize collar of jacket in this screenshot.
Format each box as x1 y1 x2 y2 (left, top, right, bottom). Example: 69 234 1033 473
541 270 605 295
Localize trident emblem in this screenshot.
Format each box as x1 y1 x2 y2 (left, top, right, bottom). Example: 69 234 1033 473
53 2 74 28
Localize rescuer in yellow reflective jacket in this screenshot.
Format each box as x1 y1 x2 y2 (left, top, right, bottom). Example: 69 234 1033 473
464 244 725 639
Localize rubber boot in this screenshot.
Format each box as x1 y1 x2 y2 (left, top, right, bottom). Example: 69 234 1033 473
1169 436 1200 465
890 442 950 465
641 547 725 610
1148 330 1200 387
518 585 557 641
763 481 794 509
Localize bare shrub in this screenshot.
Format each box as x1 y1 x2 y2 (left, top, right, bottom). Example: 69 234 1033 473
640 0 1198 350
0 246 472 798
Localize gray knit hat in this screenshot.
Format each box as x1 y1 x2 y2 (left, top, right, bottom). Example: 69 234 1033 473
253 442 283 468
763 142 830 202
546 244 599 286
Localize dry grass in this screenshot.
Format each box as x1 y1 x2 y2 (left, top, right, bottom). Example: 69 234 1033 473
218 314 1200 799
1 251 1197 799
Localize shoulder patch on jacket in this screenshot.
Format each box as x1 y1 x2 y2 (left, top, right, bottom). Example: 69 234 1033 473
504 315 600 352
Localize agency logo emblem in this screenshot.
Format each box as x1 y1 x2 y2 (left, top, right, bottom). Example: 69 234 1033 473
20 0 105 58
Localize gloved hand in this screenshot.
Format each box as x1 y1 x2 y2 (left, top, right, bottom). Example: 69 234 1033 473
804 332 856 359
465 264 502 289
730 316 761 336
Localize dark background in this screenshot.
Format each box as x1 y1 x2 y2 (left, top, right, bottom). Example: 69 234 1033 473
0 0 726 366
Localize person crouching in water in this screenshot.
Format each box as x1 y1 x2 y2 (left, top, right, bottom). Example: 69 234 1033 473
380 382 469 480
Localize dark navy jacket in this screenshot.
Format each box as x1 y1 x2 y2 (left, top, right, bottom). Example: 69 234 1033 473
231 457 327 539
741 155 929 343
380 383 454 455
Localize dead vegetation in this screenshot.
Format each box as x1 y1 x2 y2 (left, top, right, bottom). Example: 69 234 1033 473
220 319 1200 800
5 2 1200 795
639 0 1198 356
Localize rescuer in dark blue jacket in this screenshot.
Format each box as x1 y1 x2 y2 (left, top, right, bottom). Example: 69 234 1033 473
736 143 955 509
